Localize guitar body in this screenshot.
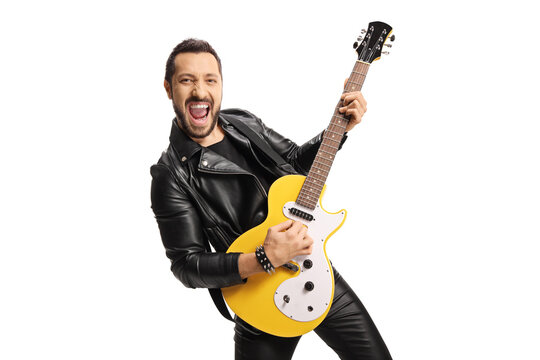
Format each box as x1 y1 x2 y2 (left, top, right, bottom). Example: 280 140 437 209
223 174 346 337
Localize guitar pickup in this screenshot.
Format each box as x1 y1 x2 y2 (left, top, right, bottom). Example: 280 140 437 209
289 207 314 221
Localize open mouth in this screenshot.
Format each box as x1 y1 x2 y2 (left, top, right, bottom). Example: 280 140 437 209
187 102 210 126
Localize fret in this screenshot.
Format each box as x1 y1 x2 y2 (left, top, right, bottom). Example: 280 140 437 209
321 142 339 151
324 136 341 145
297 193 319 203
305 174 324 183
317 156 332 163
321 132 345 143
330 110 348 121
309 165 328 175
346 80 363 86
351 71 367 76
330 123 347 133
297 197 309 204
319 149 336 158
313 162 332 172
312 164 328 177
297 195 318 205
298 191 320 200
297 199 317 209
312 160 331 169
314 160 332 169
305 176 325 186
314 156 332 165
311 164 329 174
329 119 347 129
298 191 315 200
313 159 332 170
306 173 327 184
346 82 365 91
300 187 324 198
311 170 330 181
300 185 323 196
304 177 324 187
315 152 334 161
325 129 344 136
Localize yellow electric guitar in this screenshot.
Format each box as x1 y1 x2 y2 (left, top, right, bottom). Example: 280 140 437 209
222 21 395 337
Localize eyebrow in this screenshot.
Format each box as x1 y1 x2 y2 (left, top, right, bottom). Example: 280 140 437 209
177 72 220 78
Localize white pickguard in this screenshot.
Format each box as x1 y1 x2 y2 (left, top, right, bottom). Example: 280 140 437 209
274 201 345 322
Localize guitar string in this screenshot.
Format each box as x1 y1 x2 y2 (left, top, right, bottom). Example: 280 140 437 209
296 61 370 208
297 63 369 207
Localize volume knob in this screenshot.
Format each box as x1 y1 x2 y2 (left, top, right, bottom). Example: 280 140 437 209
304 281 315 291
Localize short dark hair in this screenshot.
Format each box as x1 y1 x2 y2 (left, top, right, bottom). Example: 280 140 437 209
164 38 222 85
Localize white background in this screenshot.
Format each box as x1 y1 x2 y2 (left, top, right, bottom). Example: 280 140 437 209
1 0 539 359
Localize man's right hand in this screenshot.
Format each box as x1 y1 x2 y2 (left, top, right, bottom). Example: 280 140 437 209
263 220 314 268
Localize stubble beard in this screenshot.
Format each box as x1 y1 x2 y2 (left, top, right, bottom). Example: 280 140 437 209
173 100 220 139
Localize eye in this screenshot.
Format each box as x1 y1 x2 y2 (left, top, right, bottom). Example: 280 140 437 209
180 78 192 83
207 79 217 84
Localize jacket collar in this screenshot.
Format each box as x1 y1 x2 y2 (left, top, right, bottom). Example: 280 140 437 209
168 116 252 174
169 118 202 161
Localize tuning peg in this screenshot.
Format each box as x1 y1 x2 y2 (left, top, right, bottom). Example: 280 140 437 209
353 42 358 49
388 34 396 42
382 51 390 55
361 29 367 34
384 43 392 48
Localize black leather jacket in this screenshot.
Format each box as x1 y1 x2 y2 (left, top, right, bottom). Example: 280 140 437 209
150 108 341 289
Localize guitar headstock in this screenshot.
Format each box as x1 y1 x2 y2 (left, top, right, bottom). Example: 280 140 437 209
354 21 394 64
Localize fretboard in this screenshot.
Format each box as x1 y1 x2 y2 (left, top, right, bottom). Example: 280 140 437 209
296 61 370 210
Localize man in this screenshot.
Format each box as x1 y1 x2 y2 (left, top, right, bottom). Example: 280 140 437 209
151 38 392 360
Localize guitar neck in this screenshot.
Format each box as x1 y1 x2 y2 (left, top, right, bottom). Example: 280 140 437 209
296 61 370 210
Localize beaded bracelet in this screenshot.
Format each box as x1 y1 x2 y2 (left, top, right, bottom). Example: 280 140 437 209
255 245 275 274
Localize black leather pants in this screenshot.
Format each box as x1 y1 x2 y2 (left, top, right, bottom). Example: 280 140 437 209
234 268 392 360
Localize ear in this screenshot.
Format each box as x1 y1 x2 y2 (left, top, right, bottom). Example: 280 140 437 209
164 80 172 99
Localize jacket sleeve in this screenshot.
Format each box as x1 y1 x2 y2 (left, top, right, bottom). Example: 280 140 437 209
256 116 347 175
150 163 245 289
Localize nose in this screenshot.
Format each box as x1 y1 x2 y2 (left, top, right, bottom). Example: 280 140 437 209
191 80 207 98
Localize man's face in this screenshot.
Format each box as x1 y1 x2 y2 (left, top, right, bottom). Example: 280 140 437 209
166 52 222 139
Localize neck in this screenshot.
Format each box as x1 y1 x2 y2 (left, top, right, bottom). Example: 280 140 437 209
295 61 370 210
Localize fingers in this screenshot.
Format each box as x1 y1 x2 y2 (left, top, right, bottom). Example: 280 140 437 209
299 225 308 238
338 91 367 131
340 91 366 108
286 222 309 241
303 233 313 247
298 244 313 256
280 220 305 235
270 219 293 233
345 108 362 126
291 233 313 257
297 235 313 255
292 221 306 233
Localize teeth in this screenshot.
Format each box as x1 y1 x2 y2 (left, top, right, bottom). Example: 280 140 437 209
190 104 209 109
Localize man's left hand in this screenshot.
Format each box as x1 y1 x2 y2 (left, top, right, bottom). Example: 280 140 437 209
338 78 367 132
